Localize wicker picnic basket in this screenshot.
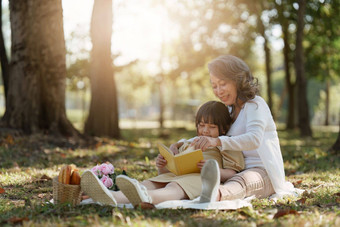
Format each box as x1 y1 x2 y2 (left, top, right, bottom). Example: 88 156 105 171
52 177 82 206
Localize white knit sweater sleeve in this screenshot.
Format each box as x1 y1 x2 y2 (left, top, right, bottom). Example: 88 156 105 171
219 100 268 151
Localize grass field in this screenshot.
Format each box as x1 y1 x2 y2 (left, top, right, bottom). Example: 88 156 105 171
0 125 339 226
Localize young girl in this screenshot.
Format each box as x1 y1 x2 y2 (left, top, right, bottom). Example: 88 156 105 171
81 101 244 206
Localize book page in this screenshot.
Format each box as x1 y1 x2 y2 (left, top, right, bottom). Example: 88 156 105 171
176 145 197 156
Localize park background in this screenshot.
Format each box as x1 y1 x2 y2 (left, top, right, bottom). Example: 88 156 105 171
0 0 339 135
0 0 339 226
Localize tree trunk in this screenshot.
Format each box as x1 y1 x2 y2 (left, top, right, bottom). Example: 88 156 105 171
263 32 273 118
282 20 295 129
329 118 340 154
295 0 312 137
85 0 120 138
170 80 177 127
276 0 295 129
158 28 165 131
324 80 330 126
2 0 78 137
256 1 273 116
0 0 9 101
158 76 165 129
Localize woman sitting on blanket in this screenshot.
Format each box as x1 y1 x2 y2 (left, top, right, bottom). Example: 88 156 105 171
173 55 300 203
81 101 245 206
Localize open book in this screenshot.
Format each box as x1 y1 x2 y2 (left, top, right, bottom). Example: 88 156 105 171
158 143 204 175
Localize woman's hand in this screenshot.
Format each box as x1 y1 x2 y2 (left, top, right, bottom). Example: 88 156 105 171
197 160 206 170
169 142 183 155
191 136 221 151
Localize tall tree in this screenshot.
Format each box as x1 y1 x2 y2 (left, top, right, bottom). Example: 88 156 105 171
295 0 312 137
85 0 120 138
0 0 9 102
1 0 78 136
257 1 274 115
241 0 274 115
274 0 296 129
329 117 340 154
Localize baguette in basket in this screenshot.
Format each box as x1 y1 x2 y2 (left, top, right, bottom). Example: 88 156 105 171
53 164 82 205
58 165 81 185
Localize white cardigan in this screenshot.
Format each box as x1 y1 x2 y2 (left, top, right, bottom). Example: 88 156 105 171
219 96 301 197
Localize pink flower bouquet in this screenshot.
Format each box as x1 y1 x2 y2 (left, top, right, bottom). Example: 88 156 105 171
91 162 127 191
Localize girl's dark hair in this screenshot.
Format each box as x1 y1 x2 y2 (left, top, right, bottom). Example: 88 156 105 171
195 101 232 136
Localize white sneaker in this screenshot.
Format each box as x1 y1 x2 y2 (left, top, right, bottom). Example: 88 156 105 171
199 159 220 203
81 170 117 206
116 175 152 207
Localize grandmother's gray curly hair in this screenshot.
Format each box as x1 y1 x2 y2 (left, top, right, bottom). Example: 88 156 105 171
208 55 259 106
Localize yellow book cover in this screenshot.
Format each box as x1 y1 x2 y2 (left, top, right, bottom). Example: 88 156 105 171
157 143 204 175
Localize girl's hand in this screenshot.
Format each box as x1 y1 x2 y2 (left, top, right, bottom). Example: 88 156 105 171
169 142 183 155
197 160 206 170
156 154 167 169
191 136 221 151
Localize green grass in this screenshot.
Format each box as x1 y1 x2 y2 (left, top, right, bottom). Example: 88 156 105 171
0 126 339 226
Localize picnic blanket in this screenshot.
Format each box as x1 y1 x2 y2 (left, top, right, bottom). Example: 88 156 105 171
79 196 254 210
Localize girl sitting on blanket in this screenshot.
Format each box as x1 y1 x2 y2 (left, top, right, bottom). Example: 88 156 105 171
81 101 245 206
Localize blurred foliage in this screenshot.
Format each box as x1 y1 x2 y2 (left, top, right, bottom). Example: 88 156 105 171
0 0 338 128
58 0 340 128
66 58 90 91
115 61 152 113
304 0 340 82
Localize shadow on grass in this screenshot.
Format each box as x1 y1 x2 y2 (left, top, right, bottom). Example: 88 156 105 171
0 201 247 226
1 127 338 174
0 128 196 169
279 128 339 174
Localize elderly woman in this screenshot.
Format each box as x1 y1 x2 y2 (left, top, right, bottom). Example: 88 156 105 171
171 55 299 202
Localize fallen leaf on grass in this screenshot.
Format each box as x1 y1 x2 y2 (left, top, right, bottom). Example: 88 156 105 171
5 134 14 145
95 142 102 149
7 217 29 224
43 149 52 154
296 198 306 204
293 180 303 186
301 190 314 198
12 162 21 171
273 209 299 219
137 202 155 210
286 169 296 176
38 193 44 198
0 188 5 194
40 174 52 181
33 174 52 182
